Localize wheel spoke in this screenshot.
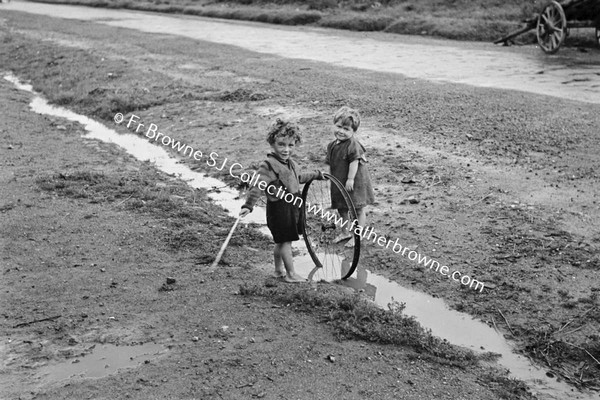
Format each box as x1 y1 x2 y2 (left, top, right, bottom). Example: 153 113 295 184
301 175 360 281
541 13 550 26
536 1 566 54
550 33 558 48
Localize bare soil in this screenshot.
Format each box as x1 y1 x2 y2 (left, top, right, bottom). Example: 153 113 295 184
1 7 599 400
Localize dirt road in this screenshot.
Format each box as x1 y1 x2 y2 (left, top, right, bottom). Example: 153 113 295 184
5 0 600 104
1 3 599 399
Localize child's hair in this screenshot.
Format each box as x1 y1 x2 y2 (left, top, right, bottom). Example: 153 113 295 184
333 106 360 132
266 118 302 144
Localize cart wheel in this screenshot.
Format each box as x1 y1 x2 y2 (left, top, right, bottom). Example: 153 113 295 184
301 173 360 281
536 1 567 54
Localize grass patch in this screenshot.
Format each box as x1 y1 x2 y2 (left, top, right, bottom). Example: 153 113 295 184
1 40 210 121
239 281 479 366
36 168 209 223
34 168 272 253
477 373 535 400
182 5 322 25
384 15 522 41
320 13 395 32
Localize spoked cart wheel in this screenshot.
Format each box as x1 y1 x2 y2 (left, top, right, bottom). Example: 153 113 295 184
536 1 567 54
301 173 360 281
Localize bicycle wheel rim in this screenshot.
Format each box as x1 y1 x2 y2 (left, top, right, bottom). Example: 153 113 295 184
301 173 360 281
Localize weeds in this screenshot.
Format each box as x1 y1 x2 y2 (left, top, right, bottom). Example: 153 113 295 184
476 373 533 400
216 88 268 102
320 14 395 32
36 169 211 223
523 308 600 388
239 281 478 366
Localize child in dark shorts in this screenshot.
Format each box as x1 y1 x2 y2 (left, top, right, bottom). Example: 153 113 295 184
240 118 324 283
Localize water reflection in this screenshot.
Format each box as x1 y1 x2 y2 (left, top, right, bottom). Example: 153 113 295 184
342 263 377 299
38 343 165 384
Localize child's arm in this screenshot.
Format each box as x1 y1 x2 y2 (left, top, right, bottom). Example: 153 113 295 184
240 162 273 215
298 169 325 184
345 160 359 191
344 139 368 191
241 183 262 213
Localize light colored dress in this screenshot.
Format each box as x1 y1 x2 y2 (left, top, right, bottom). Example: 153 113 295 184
326 137 375 209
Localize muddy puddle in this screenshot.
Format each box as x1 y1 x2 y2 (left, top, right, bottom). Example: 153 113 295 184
37 343 165 384
5 1 600 105
5 73 597 400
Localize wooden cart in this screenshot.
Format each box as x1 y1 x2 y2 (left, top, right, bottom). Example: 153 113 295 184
495 0 600 54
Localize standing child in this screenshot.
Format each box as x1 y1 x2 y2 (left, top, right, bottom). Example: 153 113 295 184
240 118 323 283
326 106 375 246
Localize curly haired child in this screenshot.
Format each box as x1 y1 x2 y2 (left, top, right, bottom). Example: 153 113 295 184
240 118 324 282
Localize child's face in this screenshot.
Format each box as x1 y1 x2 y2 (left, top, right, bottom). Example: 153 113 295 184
332 120 354 142
270 135 296 161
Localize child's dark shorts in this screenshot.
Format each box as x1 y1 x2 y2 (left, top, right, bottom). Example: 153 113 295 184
266 197 303 244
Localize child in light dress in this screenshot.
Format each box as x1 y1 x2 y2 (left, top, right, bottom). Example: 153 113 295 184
326 106 375 246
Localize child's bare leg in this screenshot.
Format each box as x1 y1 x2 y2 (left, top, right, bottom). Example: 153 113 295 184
276 242 305 283
356 207 366 229
273 244 286 278
333 209 353 243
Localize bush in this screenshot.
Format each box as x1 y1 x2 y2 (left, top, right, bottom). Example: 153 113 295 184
320 14 395 31
308 0 337 11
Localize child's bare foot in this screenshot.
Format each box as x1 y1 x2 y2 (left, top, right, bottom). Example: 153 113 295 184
283 273 306 283
274 269 286 278
332 233 352 244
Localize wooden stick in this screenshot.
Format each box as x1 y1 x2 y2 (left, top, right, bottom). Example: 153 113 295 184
493 19 537 45
497 309 515 336
491 315 500 333
209 217 241 270
115 193 134 207
561 325 585 336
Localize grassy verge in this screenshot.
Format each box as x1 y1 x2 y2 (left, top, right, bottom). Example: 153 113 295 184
26 0 600 46
240 281 480 365
26 0 537 42
5 37 208 121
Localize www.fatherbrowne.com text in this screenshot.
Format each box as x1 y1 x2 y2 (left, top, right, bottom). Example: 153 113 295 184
114 112 485 292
